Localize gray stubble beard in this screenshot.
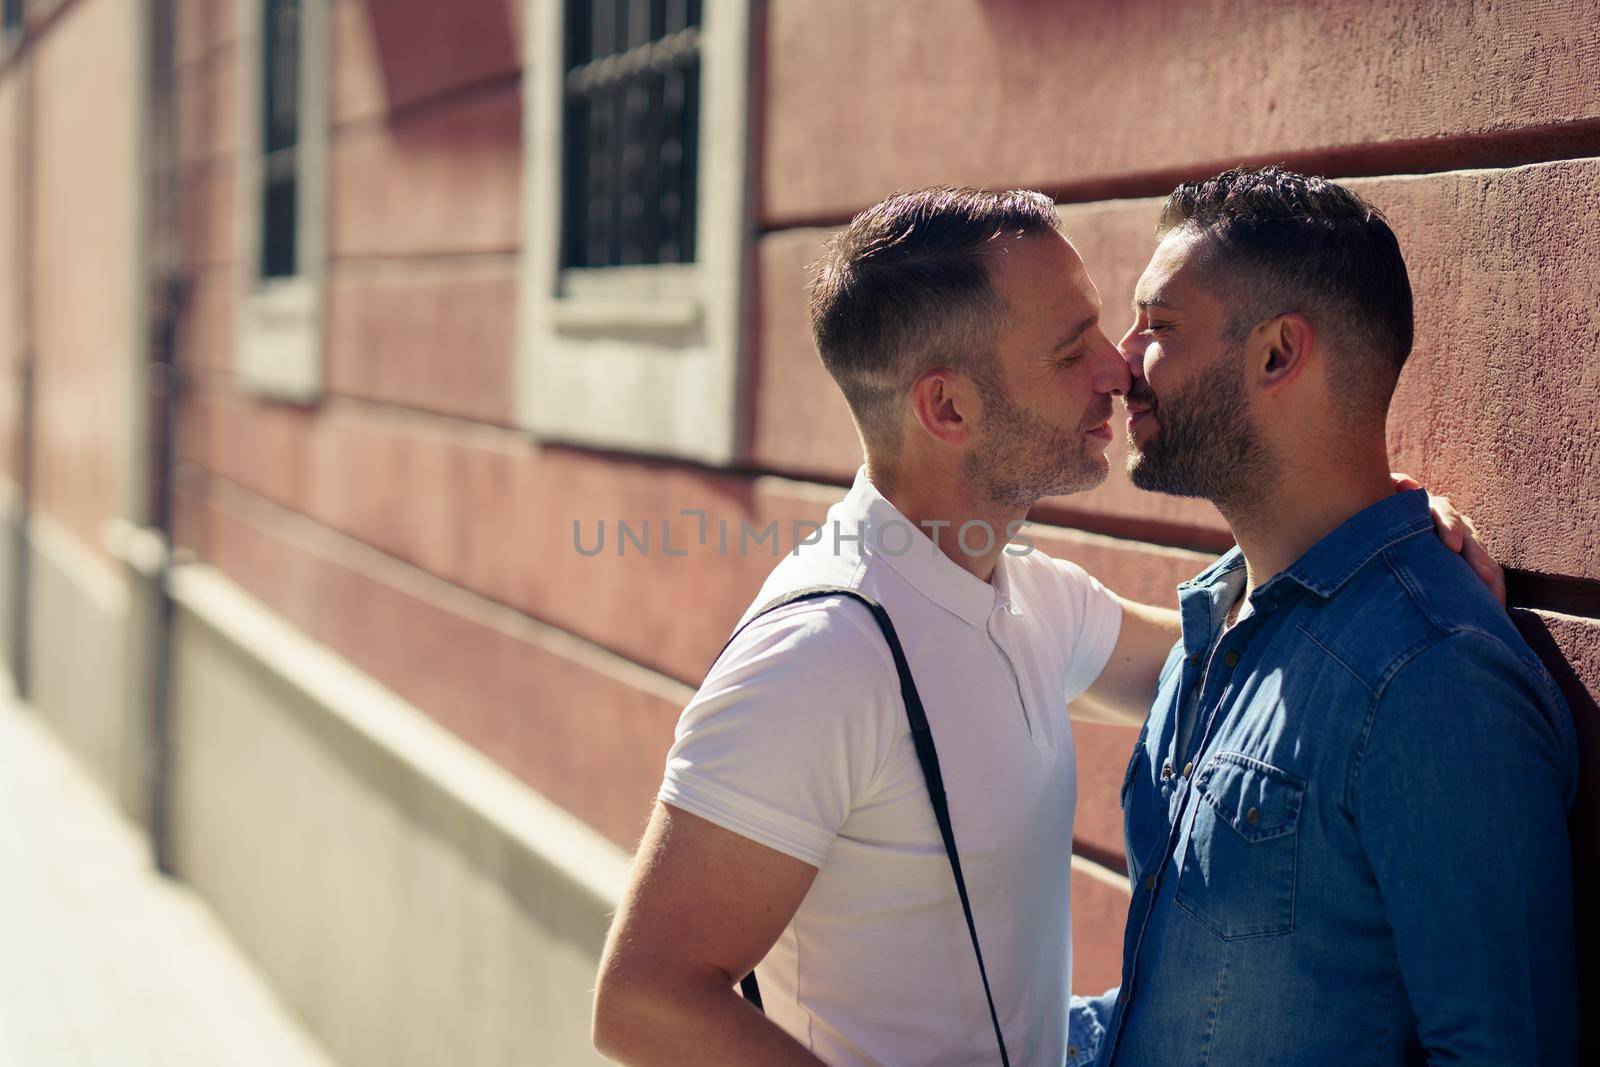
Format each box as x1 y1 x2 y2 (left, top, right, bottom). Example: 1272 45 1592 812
963 380 1108 510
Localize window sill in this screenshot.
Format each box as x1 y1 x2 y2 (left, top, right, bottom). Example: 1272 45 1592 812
548 263 704 341
549 296 703 338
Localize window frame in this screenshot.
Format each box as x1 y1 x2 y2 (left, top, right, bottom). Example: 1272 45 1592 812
1 0 23 62
232 0 328 402
519 0 754 465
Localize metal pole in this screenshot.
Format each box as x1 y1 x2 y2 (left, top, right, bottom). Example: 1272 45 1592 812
145 0 185 875
9 19 35 702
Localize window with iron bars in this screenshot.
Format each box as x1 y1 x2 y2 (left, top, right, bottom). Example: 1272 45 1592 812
261 0 300 279
560 0 701 269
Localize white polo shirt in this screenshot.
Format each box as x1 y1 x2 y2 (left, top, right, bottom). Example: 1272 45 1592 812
659 468 1121 1067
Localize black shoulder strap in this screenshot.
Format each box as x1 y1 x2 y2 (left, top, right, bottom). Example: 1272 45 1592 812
717 585 1011 1067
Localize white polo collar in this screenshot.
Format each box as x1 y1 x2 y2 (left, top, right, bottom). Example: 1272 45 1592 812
839 467 1009 630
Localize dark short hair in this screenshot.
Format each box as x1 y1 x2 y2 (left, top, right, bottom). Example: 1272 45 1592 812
808 186 1062 461
1157 166 1413 413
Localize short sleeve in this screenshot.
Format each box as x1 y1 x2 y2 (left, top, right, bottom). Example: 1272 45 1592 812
1042 555 1124 702
658 598 901 868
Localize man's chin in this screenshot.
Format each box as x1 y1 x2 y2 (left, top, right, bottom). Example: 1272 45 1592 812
1126 451 1170 494
1127 454 1208 499
1045 459 1110 500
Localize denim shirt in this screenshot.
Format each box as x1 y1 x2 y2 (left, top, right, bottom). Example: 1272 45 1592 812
1069 490 1579 1067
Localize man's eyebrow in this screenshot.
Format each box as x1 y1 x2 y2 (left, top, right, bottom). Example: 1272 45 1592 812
1133 295 1179 313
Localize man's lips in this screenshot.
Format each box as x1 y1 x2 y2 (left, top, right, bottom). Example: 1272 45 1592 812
1125 400 1156 434
1083 405 1115 441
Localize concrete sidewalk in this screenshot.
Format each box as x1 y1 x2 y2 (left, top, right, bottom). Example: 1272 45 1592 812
0 696 335 1067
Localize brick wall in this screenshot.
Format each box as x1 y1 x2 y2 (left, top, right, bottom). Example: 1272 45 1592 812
159 0 1599 1037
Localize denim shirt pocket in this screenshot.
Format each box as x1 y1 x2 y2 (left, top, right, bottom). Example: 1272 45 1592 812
1175 751 1305 940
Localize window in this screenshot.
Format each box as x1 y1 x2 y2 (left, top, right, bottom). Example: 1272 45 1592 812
520 0 752 464
234 0 327 400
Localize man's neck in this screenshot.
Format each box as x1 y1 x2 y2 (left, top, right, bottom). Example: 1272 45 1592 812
865 463 1024 585
1217 445 1394 603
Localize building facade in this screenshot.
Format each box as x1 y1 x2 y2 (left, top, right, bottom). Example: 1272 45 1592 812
0 0 1596 1063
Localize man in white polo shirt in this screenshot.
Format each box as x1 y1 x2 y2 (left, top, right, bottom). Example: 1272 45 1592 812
589 188 1488 1066
591 188 1175 1067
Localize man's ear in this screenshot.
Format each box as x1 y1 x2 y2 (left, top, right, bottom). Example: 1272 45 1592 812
909 368 975 446
1253 312 1316 395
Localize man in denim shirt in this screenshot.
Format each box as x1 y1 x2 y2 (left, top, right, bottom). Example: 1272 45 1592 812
1071 167 1580 1066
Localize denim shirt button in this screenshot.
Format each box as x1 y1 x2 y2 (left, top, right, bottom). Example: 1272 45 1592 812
1143 875 1156 891
1183 761 1194 777
1246 806 1260 825
1224 649 1241 667
1160 763 1174 780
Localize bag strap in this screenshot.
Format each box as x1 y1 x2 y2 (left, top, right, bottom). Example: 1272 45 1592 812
716 585 1011 1067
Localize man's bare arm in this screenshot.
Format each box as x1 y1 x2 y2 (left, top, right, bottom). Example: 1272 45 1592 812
592 802 826 1066
1071 596 1181 726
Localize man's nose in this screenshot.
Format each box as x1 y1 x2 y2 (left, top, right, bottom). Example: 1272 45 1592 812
1094 330 1133 396
1116 324 1147 382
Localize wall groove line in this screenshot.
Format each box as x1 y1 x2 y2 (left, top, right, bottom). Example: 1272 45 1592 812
759 121 1600 234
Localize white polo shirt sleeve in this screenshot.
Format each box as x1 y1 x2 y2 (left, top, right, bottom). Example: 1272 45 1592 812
1043 555 1123 702
658 598 901 868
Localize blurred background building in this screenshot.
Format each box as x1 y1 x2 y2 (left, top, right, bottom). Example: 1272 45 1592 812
0 0 1595 1064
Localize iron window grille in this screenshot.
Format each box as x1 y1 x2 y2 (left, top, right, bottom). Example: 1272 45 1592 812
261 0 300 279
560 0 701 269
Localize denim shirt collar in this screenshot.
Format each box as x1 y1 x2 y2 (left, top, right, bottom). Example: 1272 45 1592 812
1276 489 1435 599
1177 490 1435 633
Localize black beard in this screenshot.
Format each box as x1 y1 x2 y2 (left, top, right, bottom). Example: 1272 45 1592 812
1126 350 1272 504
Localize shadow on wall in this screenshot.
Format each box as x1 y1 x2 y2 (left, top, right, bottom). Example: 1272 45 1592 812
1513 609 1599 1061
357 0 518 116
